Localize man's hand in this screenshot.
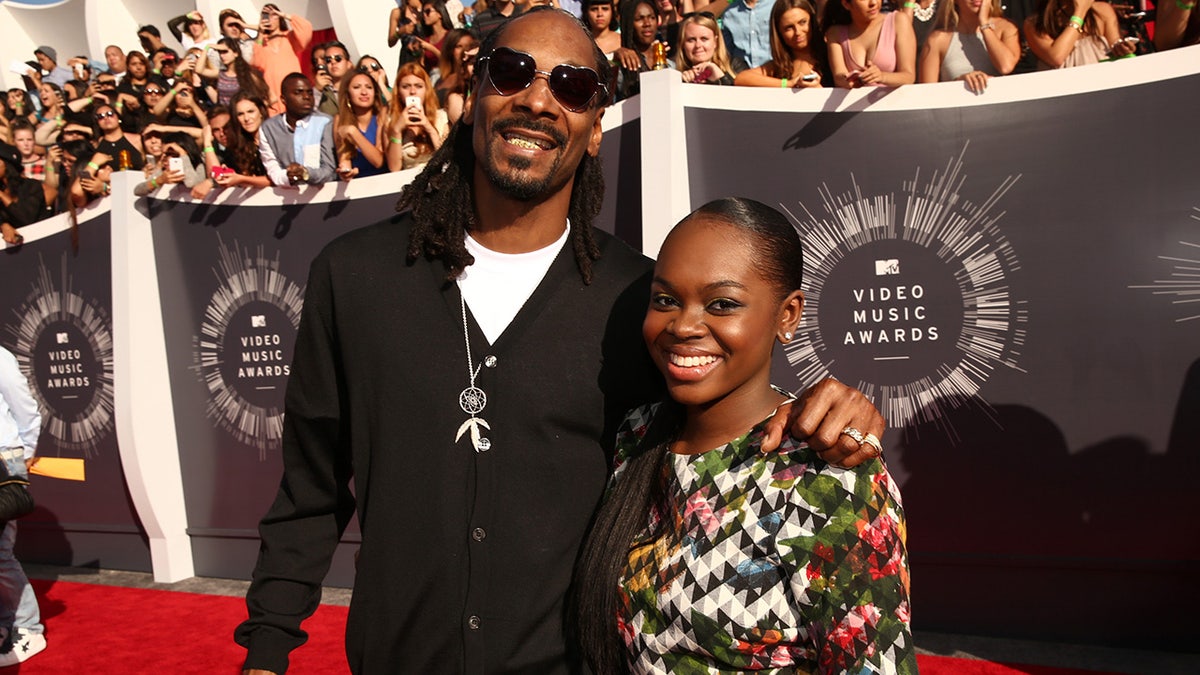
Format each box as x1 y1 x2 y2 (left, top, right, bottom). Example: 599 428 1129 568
761 378 886 467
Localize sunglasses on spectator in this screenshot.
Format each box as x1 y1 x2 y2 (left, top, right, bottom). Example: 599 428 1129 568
479 47 607 112
145 88 165 95
324 54 347 64
98 79 117 87
213 48 231 55
96 110 118 120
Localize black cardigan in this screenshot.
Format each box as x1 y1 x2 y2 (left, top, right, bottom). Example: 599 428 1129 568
237 213 661 673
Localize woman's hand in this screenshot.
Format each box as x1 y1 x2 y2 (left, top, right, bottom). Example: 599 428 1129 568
978 0 992 25
1073 0 1095 18
684 62 725 83
79 173 106 194
1 223 23 246
958 70 990 93
849 60 884 87
406 102 429 129
796 71 822 88
614 47 643 72
213 168 239 186
1108 37 1137 57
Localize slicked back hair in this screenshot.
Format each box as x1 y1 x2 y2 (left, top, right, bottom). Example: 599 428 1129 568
397 7 612 284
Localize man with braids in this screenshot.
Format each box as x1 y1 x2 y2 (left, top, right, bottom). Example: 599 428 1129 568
236 8 885 674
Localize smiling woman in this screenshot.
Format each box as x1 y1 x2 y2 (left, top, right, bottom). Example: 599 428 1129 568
574 198 915 674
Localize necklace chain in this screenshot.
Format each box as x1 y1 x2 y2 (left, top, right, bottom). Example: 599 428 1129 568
456 290 491 452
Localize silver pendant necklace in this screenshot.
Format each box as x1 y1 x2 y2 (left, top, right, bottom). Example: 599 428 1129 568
455 291 491 452
914 0 937 22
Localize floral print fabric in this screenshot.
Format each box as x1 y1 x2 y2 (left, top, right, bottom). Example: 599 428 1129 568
612 403 917 674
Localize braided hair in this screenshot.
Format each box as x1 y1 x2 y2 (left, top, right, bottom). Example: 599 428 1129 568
397 7 613 284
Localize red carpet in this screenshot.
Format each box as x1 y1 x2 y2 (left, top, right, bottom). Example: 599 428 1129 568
17 578 1114 674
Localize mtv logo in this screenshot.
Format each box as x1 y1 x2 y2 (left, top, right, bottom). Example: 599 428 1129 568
875 259 900 276
56 332 70 344
250 315 267 328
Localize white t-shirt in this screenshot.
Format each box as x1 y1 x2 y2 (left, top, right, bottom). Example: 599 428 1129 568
458 223 569 344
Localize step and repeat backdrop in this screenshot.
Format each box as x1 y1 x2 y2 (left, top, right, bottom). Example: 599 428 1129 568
0 208 149 571
1 46 1197 646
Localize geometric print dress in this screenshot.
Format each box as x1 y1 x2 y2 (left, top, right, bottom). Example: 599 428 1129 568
612 402 917 674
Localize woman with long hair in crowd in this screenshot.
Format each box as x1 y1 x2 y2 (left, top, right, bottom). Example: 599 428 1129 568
824 0 917 88
6 90 38 126
133 131 206 197
443 45 477 126
434 29 478 106
212 92 270 189
1024 0 1133 68
737 0 828 88
115 51 159 112
572 197 915 673
35 83 65 126
203 37 270 107
582 0 622 56
919 0 1020 93
168 11 216 51
415 0 454 75
357 55 393 105
674 12 746 85
334 69 388 179
219 9 258 62
385 63 448 171
615 0 664 100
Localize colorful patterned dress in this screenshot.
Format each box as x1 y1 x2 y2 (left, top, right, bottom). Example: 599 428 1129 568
612 402 916 674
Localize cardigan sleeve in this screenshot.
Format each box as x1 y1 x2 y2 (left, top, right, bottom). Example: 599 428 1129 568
235 250 356 674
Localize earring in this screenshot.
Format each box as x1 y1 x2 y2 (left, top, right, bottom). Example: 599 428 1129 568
783 331 793 341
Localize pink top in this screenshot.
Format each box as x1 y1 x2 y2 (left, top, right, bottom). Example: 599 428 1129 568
840 11 898 79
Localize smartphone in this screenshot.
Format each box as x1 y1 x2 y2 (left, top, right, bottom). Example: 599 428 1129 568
405 95 421 109
167 156 183 173
261 10 271 22
211 165 233 179
74 64 85 79
801 72 818 82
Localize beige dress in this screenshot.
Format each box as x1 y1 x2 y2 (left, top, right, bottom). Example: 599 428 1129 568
1037 33 1111 70
401 109 450 170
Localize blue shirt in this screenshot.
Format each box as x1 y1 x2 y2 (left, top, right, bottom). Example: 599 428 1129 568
0 347 40 458
722 0 776 69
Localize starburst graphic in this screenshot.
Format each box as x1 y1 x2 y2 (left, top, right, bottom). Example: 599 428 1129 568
781 147 1028 439
5 255 114 456
1129 209 1200 323
192 236 304 459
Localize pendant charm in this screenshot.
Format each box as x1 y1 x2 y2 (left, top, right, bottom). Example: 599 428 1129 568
459 386 487 415
456 416 492 452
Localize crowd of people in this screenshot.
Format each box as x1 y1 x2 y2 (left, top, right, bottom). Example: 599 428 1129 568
0 0 1195 244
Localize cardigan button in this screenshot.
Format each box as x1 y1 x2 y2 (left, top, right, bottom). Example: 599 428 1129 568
467 615 481 630
471 527 487 541
484 355 497 368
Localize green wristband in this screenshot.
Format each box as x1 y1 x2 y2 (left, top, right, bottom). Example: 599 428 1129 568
1176 0 1196 9
903 1 918 7
1069 14 1084 27
780 77 788 88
